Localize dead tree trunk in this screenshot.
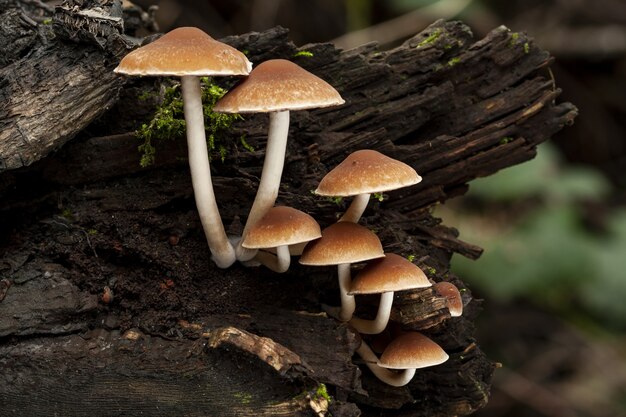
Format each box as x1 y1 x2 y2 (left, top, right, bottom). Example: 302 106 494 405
0 1 577 416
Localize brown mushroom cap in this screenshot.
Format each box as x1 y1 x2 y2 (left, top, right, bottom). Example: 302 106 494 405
433 281 463 317
377 332 449 370
114 27 251 77
213 59 344 113
349 253 431 295
315 150 422 197
299 222 384 266
241 206 321 249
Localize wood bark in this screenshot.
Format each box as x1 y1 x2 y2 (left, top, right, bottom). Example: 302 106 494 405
0 1 577 416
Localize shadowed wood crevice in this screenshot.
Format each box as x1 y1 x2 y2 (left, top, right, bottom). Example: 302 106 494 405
0 1 577 416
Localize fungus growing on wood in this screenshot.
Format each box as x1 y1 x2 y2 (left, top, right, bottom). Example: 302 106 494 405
214 59 344 261
241 206 321 273
348 253 431 334
356 332 449 387
114 26 252 269
315 149 422 222
299 222 384 321
433 281 464 317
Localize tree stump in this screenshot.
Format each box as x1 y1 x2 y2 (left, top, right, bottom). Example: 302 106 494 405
0 1 577 416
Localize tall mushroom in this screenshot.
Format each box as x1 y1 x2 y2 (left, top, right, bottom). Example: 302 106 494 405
114 27 252 269
348 253 431 334
241 206 321 273
316 149 422 223
356 332 449 387
299 222 384 322
214 59 344 261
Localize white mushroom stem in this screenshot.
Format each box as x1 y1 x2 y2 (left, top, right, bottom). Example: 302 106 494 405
349 292 394 334
339 193 370 222
181 75 236 269
338 263 356 321
252 245 291 273
356 340 416 387
237 110 291 261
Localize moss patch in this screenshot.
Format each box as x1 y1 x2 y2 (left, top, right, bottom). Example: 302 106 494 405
136 78 242 167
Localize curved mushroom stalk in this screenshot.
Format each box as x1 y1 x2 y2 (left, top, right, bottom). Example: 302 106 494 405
114 27 251 270
181 75 236 268
337 263 357 321
356 340 416 387
349 291 394 334
213 60 344 263
252 245 291 273
236 110 290 261
356 332 449 387
323 264 357 322
339 193 370 223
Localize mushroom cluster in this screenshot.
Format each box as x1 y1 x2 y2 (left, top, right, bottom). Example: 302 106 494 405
114 26 465 389
115 28 343 271
298 148 465 386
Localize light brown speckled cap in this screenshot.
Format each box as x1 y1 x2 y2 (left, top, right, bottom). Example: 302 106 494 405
299 222 384 266
377 332 449 370
241 206 321 249
349 253 431 295
316 150 422 197
114 27 252 77
213 59 344 113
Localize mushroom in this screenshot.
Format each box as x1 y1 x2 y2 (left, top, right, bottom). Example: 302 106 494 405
214 59 344 261
114 27 252 269
348 253 431 334
241 206 321 273
316 149 422 223
299 222 384 322
433 281 463 317
356 332 449 387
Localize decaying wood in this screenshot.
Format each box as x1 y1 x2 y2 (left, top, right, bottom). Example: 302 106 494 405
0 0 577 416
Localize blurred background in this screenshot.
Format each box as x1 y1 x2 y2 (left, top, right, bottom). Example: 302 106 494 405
131 1 626 415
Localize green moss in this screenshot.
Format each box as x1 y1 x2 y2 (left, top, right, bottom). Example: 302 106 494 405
136 78 242 167
328 196 343 205
524 42 530 54
372 192 385 202
499 136 514 145
233 392 253 405
137 90 155 101
407 254 416 262
508 32 520 47
447 57 461 67
293 50 314 58
87 229 98 235
426 266 437 275
417 29 441 48
42 18 52 25
313 383 332 403
239 135 255 152
61 208 74 221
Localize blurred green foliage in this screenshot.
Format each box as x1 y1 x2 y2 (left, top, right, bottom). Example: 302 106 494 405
445 144 626 327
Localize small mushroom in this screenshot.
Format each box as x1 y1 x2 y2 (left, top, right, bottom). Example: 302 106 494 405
356 332 449 387
214 59 344 261
299 222 384 322
114 27 252 269
348 253 431 334
316 149 422 223
433 281 463 317
241 206 321 273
